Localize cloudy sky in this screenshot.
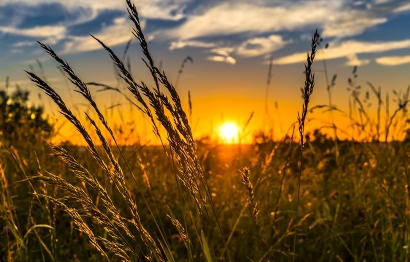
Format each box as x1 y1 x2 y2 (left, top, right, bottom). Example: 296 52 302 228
1 0 410 142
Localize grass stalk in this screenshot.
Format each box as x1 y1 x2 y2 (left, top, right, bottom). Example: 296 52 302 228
294 29 320 260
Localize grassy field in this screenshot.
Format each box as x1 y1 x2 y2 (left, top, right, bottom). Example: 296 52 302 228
2 0 410 261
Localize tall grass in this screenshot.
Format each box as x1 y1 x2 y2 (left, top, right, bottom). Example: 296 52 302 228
22 0 233 260
294 29 320 260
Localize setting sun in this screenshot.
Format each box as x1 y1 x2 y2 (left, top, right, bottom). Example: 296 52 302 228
219 122 239 143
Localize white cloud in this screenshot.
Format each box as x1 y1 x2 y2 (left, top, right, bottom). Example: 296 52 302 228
0 0 189 55
164 2 339 40
0 0 188 21
169 35 288 63
207 47 236 64
210 47 235 57
376 55 410 66
236 35 288 57
225 56 236 65
169 40 217 50
61 18 136 54
163 1 389 41
322 14 386 38
0 25 66 44
208 55 236 65
346 54 370 66
393 3 410 13
13 41 36 47
0 25 66 38
374 0 391 4
170 35 287 61
273 39 410 65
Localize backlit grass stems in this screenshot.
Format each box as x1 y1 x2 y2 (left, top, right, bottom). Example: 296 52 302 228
240 167 259 224
25 0 231 261
294 29 320 260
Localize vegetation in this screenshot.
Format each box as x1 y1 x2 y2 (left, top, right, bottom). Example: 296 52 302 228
1 0 410 261
0 79 53 145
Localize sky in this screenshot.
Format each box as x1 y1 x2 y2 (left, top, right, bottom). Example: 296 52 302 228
1 0 410 144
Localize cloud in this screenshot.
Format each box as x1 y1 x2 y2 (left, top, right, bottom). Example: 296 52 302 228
163 1 392 41
0 25 66 38
374 0 391 4
0 0 189 55
322 14 386 38
157 0 410 67
207 47 236 64
273 39 410 65
170 35 287 61
208 55 236 65
236 35 288 57
164 2 340 40
61 17 136 54
0 0 188 21
210 47 235 57
13 41 36 47
169 35 287 64
346 54 370 66
169 40 217 50
375 55 410 66
0 25 67 44
393 3 410 13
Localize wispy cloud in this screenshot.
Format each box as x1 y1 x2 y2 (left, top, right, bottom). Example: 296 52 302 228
0 25 67 44
236 35 289 57
376 55 410 66
207 47 236 64
162 0 395 41
1 0 410 65
13 41 36 47
210 47 234 57
159 0 410 64
346 54 370 66
169 40 217 50
208 55 236 65
0 0 188 55
393 3 410 13
169 34 288 61
0 0 188 20
322 15 386 38
374 0 391 4
164 2 341 40
61 17 137 54
273 39 410 65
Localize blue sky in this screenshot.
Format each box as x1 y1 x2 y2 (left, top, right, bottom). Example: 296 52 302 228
1 0 410 65
1 0 410 141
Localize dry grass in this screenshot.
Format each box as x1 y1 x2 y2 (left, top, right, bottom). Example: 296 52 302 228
22 0 232 260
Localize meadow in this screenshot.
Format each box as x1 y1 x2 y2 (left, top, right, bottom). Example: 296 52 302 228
1 0 410 261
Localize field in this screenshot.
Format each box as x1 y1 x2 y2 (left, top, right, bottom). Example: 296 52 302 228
1 1 410 261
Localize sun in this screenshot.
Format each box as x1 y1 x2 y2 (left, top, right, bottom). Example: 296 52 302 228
219 122 239 143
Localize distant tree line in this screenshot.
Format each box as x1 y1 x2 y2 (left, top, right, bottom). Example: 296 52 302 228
0 79 53 145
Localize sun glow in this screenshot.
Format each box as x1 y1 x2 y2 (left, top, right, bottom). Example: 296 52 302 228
219 122 239 143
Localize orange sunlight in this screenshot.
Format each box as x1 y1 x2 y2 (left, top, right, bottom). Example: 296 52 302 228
218 121 239 144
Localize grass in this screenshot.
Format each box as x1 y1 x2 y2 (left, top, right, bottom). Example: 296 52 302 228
1 0 410 261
